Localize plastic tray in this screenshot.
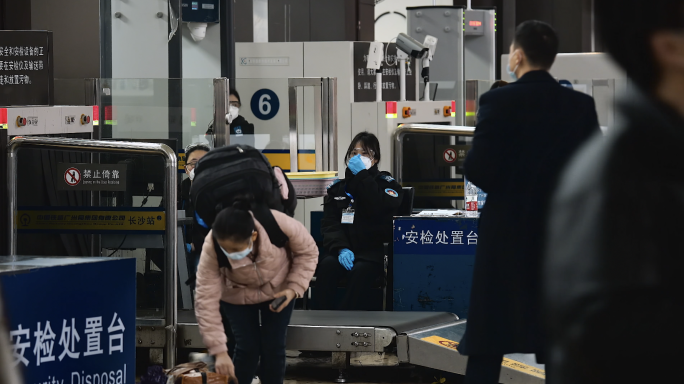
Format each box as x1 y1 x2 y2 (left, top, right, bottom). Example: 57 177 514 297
289 178 337 198
286 171 338 180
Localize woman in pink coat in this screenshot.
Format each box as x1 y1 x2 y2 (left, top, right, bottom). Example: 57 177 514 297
195 202 318 384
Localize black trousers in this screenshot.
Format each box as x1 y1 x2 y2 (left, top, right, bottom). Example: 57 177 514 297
219 301 236 358
222 300 295 384
464 355 503 384
315 254 383 311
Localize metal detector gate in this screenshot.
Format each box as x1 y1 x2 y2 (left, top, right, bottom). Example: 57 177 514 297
288 77 338 172
7 137 178 368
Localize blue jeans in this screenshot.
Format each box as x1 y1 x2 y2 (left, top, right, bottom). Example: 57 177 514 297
222 300 295 384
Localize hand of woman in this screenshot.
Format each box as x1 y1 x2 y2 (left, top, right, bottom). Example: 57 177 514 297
270 288 297 313
214 352 236 381
348 154 366 175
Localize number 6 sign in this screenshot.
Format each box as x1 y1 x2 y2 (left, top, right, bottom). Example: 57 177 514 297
250 89 280 120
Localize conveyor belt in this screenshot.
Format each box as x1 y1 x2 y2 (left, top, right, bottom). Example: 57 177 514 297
177 310 456 333
290 310 458 334
399 321 545 383
176 310 458 354
178 309 197 324
173 309 545 383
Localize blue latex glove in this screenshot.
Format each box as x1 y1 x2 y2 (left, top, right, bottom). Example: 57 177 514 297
348 154 366 175
185 243 192 253
338 249 355 271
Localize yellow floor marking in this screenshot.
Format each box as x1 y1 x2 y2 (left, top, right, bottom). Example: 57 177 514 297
420 335 545 379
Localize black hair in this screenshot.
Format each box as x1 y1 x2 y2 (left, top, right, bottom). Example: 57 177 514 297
513 20 559 70
490 80 509 90
344 132 381 165
229 88 241 105
185 143 211 160
212 201 254 242
595 0 684 92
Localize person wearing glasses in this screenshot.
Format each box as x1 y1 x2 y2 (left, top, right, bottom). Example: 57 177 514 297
180 143 212 272
228 89 254 138
206 89 255 147
314 132 404 310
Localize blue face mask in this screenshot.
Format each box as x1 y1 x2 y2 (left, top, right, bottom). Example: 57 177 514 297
219 240 253 261
506 62 519 81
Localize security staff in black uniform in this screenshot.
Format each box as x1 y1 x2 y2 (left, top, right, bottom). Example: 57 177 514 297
179 143 211 285
315 132 404 310
205 89 255 147
227 89 255 139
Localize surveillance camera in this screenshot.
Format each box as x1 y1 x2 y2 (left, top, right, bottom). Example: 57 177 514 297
187 22 208 42
396 33 429 59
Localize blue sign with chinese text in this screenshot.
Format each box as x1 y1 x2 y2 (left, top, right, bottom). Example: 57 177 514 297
393 217 478 317
394 217 479 255
0 258 136 384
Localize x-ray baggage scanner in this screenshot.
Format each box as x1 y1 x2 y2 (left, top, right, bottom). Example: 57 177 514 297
176 309 544 383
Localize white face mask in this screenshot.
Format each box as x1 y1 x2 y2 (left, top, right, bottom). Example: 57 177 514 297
361 156 372 170
227 106 239 124
219 240 253 261
188 168 196 181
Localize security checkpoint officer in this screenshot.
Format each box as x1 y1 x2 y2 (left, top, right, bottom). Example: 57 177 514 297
315 132 404 310
179 142 211 276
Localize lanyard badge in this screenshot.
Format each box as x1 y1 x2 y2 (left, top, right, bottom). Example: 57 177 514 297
341 207 355 224
341 188 355 224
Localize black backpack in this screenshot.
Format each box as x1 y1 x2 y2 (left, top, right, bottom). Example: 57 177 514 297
190 145 297 252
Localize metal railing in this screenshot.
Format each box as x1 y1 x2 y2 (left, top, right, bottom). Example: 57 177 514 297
393 124 476 183
7 137 178 368
210 77 338 172
213 78 231 148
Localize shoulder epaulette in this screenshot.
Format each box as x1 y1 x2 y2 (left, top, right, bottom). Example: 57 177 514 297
326 178 341 189
379 174 395 183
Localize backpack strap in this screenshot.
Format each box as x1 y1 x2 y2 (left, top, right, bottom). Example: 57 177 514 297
251 203 289 248
273 166 297 217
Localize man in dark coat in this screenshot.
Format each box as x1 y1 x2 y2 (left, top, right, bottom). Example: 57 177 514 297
459 20 600 383
544 1 684 383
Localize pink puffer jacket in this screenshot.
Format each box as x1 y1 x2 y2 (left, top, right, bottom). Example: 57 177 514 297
194 210 318 355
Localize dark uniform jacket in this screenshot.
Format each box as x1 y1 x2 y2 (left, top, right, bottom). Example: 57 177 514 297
229 116 255 147
459 70 600 356
179 178 205 250
230 115 254 136
544 90 684 383
322 166 403 263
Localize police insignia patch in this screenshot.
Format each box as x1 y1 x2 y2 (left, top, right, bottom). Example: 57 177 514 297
385 188 398 197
